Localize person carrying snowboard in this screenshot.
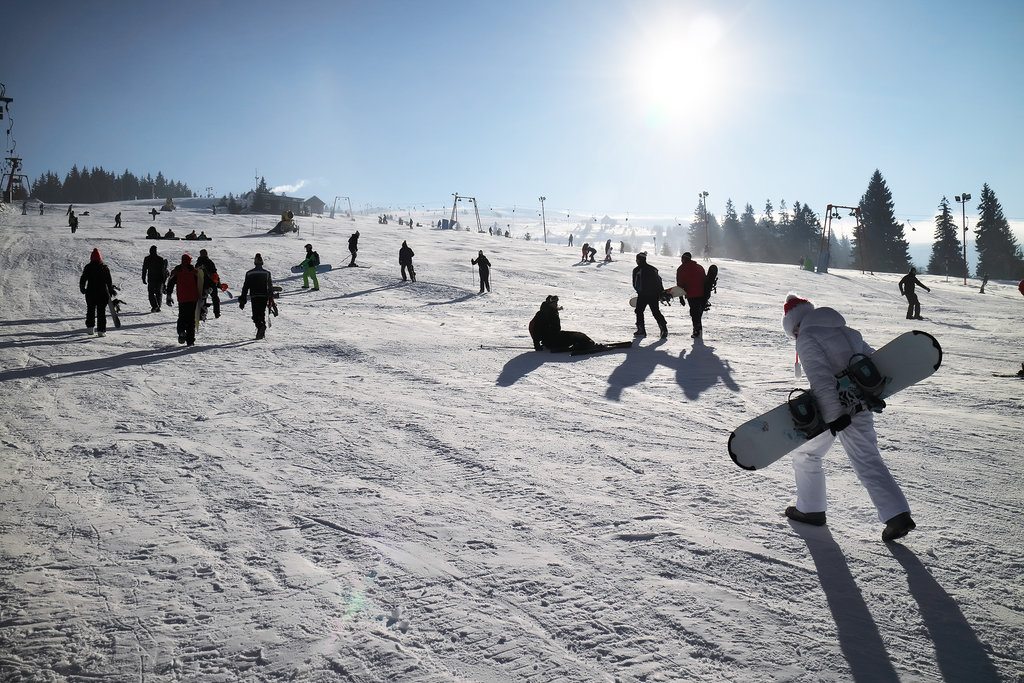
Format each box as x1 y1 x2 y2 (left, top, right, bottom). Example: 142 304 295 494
632 252 669 338
195 248 221 318
529 295 595 353
239 253 274 340
300 243 320 290
166 253 200 346
142 245 169 312
347 231 360 267
898 267 930 320
472 250 491 293
781 294 916 542
399 240 416 282
79 248 115 336
676 252 707 339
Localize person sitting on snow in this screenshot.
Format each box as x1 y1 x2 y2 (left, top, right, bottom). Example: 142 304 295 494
529 295 595 353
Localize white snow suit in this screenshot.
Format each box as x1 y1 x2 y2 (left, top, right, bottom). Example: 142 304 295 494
791 306 910 522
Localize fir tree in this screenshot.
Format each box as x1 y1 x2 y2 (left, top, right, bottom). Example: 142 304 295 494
737 203 757 262
720 199 742 259
927 196 967 277
974 183 1024 279
856 170 911 273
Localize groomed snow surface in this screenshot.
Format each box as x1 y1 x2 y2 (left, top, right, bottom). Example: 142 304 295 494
0 199 1021 682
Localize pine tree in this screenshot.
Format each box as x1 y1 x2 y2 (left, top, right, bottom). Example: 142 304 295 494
720 199 742 259
927 196 967 277
974 183 1024 279
856 170 911 273
738 203 757 262
755 199 779 263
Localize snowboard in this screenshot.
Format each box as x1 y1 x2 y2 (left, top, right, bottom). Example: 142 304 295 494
571 341 633 356
291 263 333 274
703 264 718 311
107 295 123 329
629 286 684 308
728 330 942 471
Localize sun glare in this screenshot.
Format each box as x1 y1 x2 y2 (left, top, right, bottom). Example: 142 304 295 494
631 13 725 130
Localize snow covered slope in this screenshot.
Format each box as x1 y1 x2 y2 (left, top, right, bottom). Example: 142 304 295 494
0 200 1021 681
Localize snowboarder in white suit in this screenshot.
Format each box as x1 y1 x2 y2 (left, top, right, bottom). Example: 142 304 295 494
782 294 916 542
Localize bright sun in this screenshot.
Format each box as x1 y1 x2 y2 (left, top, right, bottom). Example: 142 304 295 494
631 13 725 128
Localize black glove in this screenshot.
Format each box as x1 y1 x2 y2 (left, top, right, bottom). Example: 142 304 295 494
239 296 246 309
660 293 672 304
828 414 852 435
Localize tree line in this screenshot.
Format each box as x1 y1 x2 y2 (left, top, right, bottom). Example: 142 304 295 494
667 170 1022 279
29 165 194 205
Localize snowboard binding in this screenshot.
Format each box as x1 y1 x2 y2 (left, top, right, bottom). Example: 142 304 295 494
787 389 824 438
845 353 888 413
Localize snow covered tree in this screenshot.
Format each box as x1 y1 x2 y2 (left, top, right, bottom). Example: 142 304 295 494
927 196 967 277
856 170 911 274
974 183 1024 279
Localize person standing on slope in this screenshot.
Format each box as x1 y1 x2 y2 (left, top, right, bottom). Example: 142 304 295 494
898 267 930 320
142 245 169 313
399 240 416 282
781 294 916 542
114 211 122 228
604 239 612 263
239 253 274 340
347 231 360 267
472 250 491 293
632 252 668 338
194 248 221 318
676 252 707 339
300 243 320 290
79 248 115 336
166 253 200 346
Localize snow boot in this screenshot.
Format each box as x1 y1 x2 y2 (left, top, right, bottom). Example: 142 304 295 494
634 329 647 337
785 506 827 526
178 335 186 344
882 512 916 542
86 327 94 335
256 326 266 340
97 331 105 337
659 326 668 339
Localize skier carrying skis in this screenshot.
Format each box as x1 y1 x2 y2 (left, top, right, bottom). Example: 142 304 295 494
166 253 200 346
79 248 115 336
781 294 916 542
195 248 221 318
239 253 274 340
142 245 168 313
632 252 669 338
898 267 930 320
300 243 320 290
472 250 491 293
529 295 595 353
676 252 707 339
347 231 360 267
399 241 416 282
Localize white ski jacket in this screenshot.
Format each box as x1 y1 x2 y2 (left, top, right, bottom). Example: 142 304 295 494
795 307 874 423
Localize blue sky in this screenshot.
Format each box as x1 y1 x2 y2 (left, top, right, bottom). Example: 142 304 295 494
3 0 1023 241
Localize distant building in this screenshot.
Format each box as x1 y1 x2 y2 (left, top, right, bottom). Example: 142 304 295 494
250 191 305 216
303 195 326 216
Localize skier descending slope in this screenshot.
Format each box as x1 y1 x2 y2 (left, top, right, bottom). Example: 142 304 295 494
781 294 916 542
79 248 115 336
239 253 274 340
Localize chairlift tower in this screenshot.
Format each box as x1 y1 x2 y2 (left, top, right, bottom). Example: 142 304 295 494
1 86 30 203
816 204 863 274
449 193 483 232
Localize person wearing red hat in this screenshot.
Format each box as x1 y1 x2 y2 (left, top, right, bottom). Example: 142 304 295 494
166 253 201 346
79 248 115 336
781 293 916 543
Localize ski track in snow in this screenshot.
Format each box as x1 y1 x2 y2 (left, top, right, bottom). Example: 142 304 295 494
0 200 1021 681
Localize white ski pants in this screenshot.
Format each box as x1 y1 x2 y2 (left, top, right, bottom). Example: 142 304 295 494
791 412 910 522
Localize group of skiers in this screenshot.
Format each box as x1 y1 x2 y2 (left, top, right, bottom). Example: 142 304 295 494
631 251 711 340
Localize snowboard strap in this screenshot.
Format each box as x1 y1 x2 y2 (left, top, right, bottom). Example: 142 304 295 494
787 389 824 438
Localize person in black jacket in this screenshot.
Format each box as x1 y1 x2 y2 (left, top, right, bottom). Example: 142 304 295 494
239 253 274 339
529 295 594 352
472 250 491 293
898 267 931 320
300 243 320 290
142 245 169 312
347 231 360 267
632 252 668 338
195 248 221 318
79 248 115 336
399 241 416 282
114 212 122 228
